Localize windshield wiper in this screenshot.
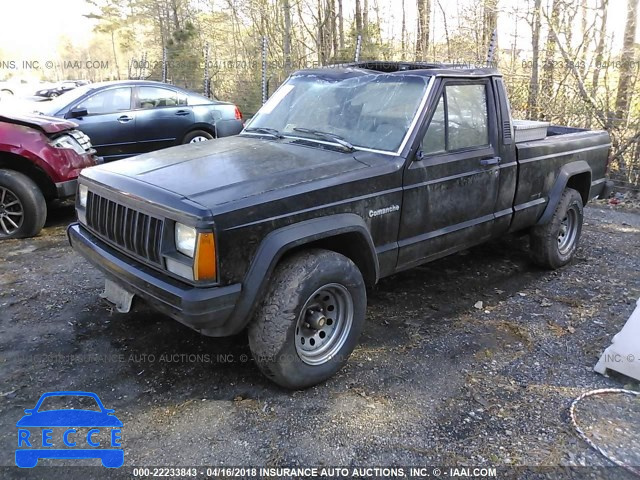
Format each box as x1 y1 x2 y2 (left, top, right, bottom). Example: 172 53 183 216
244 127 284 139
292 127 355 152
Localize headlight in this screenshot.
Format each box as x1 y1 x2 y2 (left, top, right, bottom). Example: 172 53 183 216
78 184 88 208
175 223 197 258
50 134 85 155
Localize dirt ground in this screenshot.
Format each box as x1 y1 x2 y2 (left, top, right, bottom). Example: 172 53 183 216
0 203 639 479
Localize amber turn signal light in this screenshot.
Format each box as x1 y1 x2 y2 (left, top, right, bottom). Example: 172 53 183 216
194 232 217 281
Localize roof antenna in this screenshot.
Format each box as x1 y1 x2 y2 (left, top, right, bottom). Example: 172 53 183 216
486 29 497 67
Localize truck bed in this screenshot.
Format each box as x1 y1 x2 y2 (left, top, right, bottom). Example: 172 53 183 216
509 126 611 231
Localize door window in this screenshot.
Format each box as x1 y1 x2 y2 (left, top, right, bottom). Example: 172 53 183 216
138 87 187 109
76 88 132 115
421 83 489 154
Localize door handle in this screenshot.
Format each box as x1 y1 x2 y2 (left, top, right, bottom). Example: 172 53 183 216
175 110 190 116
117 115 133 123
480 157 501 166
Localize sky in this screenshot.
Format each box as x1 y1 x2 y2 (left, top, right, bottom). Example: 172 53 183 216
0 0 638 64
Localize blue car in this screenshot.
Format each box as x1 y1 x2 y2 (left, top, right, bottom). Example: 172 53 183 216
32 80 244 162
16 391 123 468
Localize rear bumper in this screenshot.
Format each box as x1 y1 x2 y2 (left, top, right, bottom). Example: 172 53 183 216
68 223 242 336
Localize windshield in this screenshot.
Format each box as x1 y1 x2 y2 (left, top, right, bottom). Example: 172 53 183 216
246 73 429 152
36 85 94 115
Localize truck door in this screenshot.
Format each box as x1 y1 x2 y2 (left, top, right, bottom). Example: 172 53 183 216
397 78 502 269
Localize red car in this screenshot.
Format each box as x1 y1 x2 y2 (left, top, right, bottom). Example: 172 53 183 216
0 112 99 238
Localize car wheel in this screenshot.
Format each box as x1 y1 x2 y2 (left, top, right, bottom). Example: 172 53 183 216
530 187 584 269
0 170 47 239
49 92 58 98
183 130 214 144
248 249 366 389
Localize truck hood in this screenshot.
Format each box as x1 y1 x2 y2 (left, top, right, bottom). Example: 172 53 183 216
0 111 77 134
89 136 368 209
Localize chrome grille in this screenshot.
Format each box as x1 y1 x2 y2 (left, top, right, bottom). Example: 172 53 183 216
86 192 164 265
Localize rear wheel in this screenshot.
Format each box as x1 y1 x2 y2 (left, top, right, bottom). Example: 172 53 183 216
530 187 583 269
183 130 214 144
0 170 47 239
248 249 366 389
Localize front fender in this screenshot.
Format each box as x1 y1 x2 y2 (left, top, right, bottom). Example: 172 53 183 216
216 214 378 336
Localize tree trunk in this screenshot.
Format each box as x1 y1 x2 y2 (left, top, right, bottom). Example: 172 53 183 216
614 0 638 126
590 0 608 113
317 0 325 64
338 0 344 50
526 0 542 120
283 0 292 70
482 0 498 49
110 30 121 80
355 0 362 37
579 0 588 77
401 0 407 56
416 0 430 60
329 0 337 60
541 0 560 102
363 0 369 42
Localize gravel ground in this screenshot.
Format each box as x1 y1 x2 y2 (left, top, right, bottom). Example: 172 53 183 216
0 203 638 479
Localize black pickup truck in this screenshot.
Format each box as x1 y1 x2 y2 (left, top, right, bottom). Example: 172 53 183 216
68 62 612 389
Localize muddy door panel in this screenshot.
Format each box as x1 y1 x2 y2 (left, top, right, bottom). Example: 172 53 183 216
397 80 501 269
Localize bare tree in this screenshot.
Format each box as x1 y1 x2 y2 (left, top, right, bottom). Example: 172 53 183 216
526 0 542 119
363 0 369 42
283 0 292 69
401 0 407 56
591 0 608 98
482 0 498 49
328 0 337 60
416 0 431 60
355 0 363 37
541 0 561 103
614 0 638 126
338 0 344 51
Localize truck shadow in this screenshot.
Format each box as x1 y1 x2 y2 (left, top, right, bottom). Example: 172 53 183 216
86 231 547 396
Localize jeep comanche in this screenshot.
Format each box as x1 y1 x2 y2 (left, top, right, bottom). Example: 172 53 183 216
68 62 612 389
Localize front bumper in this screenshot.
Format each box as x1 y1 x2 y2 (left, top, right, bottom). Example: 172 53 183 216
55 179 77 198
68 223 242 336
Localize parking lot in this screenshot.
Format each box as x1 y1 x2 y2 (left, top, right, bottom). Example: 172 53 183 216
0 202 639 478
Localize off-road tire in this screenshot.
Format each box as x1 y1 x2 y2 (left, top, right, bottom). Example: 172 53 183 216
0 169 46 239
530 187 583 269
248 249 366 389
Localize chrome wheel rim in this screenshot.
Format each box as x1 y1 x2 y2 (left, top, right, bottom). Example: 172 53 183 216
558 207 578 255
0 187 24 236
189 136 209 143
295 283 354 366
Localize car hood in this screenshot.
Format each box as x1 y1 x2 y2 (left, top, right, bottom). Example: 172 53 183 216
88 136 369 209
0 111 77 134
16 410 123 427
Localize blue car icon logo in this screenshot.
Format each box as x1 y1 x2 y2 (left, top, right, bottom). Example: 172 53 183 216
16 391 123 468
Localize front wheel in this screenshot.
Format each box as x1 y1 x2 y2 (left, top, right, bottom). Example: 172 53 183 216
0 170 47 239
248 249 366 389
530 187 584 269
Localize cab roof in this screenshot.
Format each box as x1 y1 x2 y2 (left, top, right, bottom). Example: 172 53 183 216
296 60 500 78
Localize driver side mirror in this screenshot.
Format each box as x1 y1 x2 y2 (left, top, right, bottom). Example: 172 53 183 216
68 107 88 119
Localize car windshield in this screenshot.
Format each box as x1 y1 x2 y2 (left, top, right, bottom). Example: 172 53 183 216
246 73 430 152
37 395 101 412
36 85 94 115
